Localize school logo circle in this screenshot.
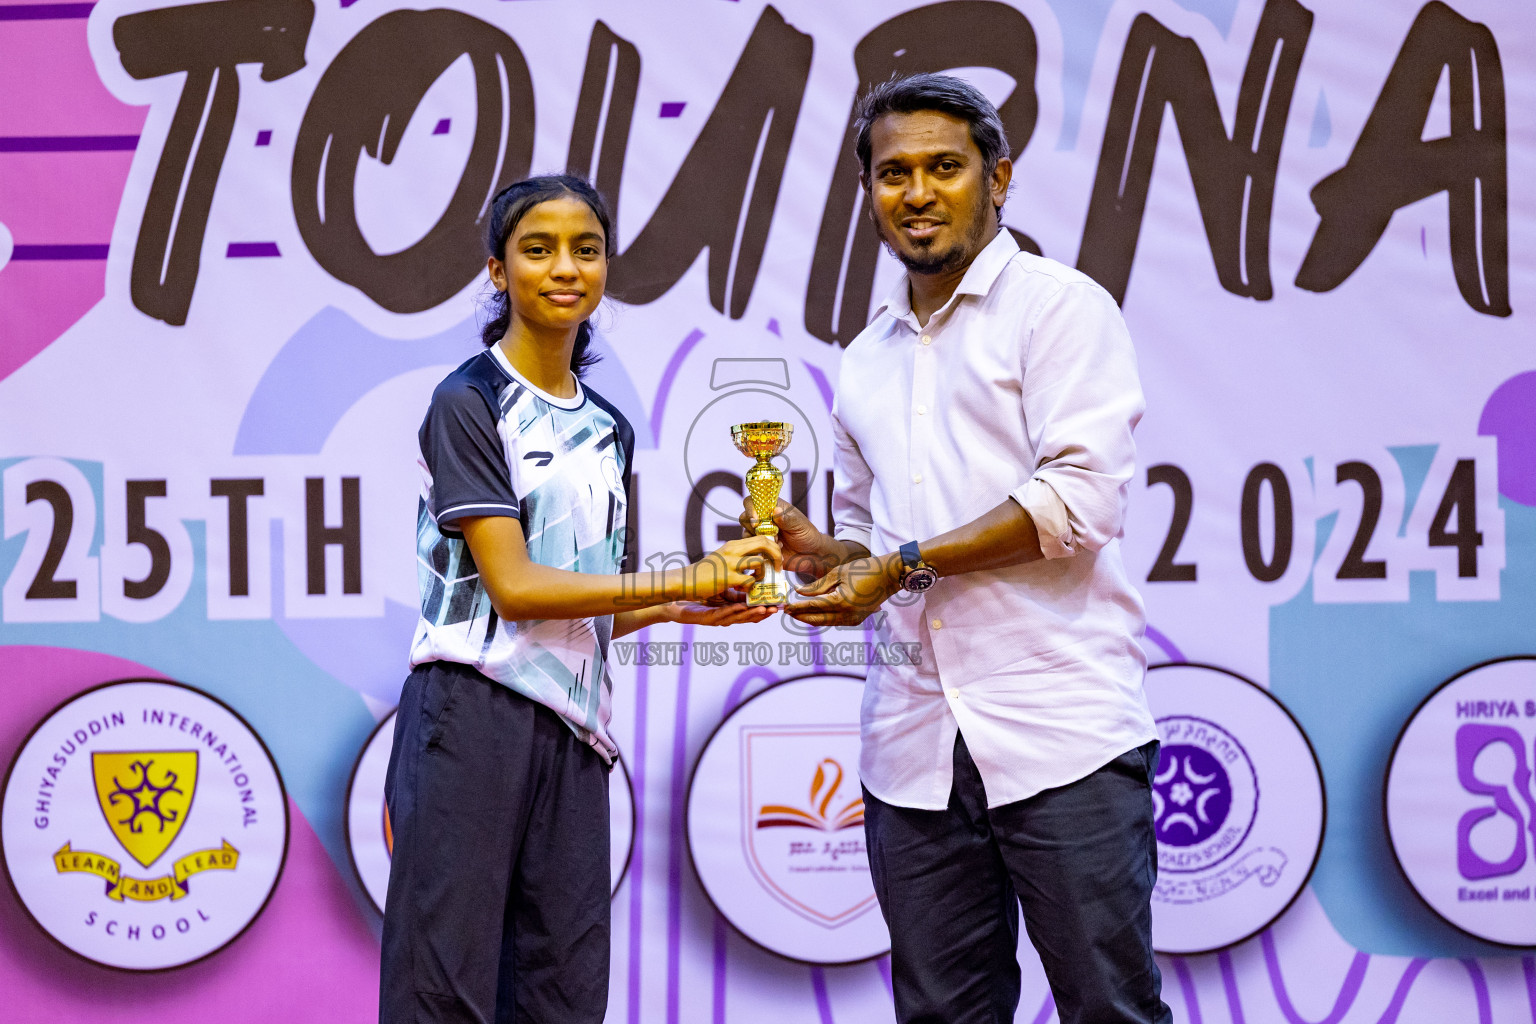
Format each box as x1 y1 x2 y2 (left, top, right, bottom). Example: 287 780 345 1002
346 710 635 913
686 673 888 965
1145 664 1324 954
1386 656 1536 946
1 679 288 970
1153 718 1258 870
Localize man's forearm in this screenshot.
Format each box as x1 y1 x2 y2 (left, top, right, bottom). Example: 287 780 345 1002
916 498 1043 579
782 501 1041 626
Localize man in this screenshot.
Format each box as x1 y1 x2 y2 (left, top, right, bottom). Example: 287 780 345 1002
749 74 1173 1024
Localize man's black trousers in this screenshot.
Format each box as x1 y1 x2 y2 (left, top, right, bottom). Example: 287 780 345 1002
863 733 1175 1024
379 660 611 1024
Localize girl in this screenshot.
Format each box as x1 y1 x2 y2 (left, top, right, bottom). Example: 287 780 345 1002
380 174 779 1023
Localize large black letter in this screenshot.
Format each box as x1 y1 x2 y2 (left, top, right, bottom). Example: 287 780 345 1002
566 21 640 221
1295 3 1508 316
114 0 313 325
292 10 533 314
604 7 812 319
805 1 1040 346
305 477 361 595
684 472 744 563
211 478 264 597
1077 0 1312 305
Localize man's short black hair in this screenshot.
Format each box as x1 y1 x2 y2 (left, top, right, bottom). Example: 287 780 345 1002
853 72 1010 181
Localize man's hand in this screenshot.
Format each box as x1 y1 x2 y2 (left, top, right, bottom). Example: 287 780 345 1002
783 552 902 627
741 498 842 578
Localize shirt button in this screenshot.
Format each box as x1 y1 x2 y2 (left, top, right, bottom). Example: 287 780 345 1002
920 335 931 346
913 473 923 484
931 619 942 629
947 688 960 699
916 405 926 415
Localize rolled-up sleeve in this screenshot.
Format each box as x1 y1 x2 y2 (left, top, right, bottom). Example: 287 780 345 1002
1009 281 1144 558
829 398 875 553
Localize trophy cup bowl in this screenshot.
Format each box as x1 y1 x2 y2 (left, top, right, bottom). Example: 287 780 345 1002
730 421 794 605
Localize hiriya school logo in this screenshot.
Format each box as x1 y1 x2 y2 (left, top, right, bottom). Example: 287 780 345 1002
1144 664 1325 954
1386 656 1536 945
346 709 635 913
687 674 888 964
1 680 288 970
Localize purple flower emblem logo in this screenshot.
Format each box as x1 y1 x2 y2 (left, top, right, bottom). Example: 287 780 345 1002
1154 744 1233 847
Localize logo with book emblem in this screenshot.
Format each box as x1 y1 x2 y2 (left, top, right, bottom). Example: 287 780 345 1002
687 675 889 964
743 731 875 928
1 680 288 970
756 758 865 832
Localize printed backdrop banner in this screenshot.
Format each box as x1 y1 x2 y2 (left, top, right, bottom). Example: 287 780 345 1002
1 0 1533 1020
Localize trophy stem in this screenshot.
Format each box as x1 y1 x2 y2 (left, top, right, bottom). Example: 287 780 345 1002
731 421 794 607
746 453 787 605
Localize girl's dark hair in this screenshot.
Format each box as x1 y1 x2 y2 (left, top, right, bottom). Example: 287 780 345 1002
480 174 615 378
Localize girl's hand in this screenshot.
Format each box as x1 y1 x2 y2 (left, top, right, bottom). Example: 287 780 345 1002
741 498 838 578
684 535 782 601
661 593 777 626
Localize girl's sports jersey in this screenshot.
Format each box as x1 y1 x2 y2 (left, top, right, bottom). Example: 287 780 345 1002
410 344 634 762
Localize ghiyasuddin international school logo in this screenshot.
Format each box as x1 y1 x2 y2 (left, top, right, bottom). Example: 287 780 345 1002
55 751 239 902
742 730 875 928
2 680 288 970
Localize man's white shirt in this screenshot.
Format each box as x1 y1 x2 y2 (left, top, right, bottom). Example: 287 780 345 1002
831 228 1158 810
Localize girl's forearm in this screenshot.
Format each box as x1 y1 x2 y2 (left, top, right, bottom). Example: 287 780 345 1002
479 559 693 622
613 604 675 638
463 515 690 620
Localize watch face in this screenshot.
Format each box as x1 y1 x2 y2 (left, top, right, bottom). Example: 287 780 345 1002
902 567 938 593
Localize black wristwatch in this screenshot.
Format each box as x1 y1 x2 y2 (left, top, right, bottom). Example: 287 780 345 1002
897 541 938 593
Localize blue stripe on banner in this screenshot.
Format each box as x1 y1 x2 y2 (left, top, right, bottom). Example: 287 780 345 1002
10 244 110 260
0 3 95 19
0 136 138 152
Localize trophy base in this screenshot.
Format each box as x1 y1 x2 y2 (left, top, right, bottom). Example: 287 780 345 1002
747 565 788 606
747 583 789 607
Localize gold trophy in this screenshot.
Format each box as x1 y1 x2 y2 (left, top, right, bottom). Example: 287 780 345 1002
731 421 794 605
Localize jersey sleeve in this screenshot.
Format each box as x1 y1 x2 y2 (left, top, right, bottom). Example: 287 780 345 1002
587 387 638 573
419 376 520 530
615 415 636 573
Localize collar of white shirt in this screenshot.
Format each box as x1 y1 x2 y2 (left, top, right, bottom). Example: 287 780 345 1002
871 227 1021 328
